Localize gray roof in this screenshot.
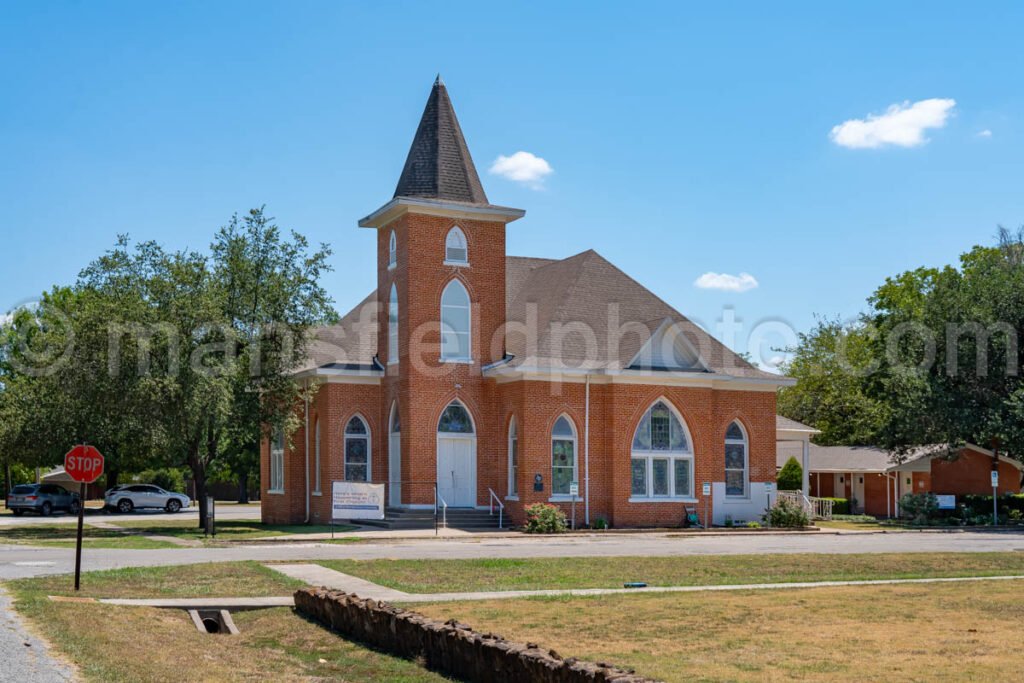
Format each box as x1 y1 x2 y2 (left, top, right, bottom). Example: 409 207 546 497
393 76 488 205
302 252 781 381
777 442 894 473
776 415 820 434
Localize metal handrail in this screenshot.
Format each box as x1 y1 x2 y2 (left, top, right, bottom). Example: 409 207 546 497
434 485 448 531
488 488 504 529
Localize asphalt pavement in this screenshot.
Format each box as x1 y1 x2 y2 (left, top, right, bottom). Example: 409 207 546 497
0 585 75 682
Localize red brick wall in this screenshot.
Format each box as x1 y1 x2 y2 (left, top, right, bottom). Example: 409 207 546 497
929 448 1021 496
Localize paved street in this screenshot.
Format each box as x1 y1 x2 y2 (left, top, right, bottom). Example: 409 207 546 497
0 586 75 682
0 504 261 528
3 529 1024 580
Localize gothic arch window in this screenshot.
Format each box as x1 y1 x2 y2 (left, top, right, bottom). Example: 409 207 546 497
725 420 748 498
445 226 468 265
551 415 577 496
438 401 474 434
630 400 693 499
344 415 370 482
508 416 519 498
313 418 321 494
388 230 397 268
388 283 399 366
440 279 471 361
269 428 285 493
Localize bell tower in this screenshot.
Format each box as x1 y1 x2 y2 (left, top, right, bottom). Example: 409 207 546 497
358 77 524 506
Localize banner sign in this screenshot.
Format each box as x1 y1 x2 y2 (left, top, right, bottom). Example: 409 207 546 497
332 481 385 520
935 494 956 510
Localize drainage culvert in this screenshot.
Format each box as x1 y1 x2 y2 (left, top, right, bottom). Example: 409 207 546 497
188 609 239 635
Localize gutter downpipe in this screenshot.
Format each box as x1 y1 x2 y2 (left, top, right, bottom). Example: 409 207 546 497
884 472 898 519
304 379 311 524
584 374 591 526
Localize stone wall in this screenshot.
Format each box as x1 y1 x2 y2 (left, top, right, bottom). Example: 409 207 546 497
294 588 657 683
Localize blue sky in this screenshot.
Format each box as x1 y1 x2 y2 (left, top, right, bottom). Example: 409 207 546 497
3 2 1023 367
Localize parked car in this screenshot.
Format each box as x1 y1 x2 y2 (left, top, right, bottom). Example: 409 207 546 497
6 484 81 516
104 484 191 513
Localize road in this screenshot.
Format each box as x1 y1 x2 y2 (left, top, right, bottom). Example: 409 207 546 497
4 529 1024 580
0 505 261 527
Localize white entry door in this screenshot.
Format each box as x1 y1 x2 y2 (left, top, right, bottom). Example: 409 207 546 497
389 433 401 507
437 436 476 507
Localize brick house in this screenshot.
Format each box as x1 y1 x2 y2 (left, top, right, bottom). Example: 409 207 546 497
777 442 1023 517
261 78 791 527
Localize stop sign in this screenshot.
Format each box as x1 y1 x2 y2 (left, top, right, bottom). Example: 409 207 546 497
64 445 104 484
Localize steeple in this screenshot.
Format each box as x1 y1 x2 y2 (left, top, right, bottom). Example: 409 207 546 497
393 76 489 205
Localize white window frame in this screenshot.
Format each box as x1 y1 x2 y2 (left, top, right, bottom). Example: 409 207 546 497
343 414 371 483
388 283 399 366
444 225 468 266
439 279 471 362
550 414 578 500
312 418 321 495
388 230 397 270
269 429 285 494
725 420 749 499
629 399 695 502
507 416 519 499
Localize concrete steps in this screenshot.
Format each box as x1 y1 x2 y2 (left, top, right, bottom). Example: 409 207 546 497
359 507 505 531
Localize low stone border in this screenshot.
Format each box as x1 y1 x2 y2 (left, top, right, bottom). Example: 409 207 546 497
294 587 657 682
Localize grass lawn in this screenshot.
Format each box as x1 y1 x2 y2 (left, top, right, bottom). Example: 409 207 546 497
320 552 1024 593
0 524 179 549
116 519 357 541
7 562 447 682
414 580 1024 681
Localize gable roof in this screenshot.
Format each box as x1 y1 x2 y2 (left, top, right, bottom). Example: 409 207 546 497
776 442 1024 473
301 251 783 383
393 76 489 205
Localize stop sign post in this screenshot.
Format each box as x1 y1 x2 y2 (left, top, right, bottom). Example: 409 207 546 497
64 444 104 591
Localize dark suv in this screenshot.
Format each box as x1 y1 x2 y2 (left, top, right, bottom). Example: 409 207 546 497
6 484 82 516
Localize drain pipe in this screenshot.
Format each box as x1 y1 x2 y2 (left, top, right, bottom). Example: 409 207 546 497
304 379 310 524
584 374 591 525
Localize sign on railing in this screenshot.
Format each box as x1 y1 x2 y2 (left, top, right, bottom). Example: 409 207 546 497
332 481 385 520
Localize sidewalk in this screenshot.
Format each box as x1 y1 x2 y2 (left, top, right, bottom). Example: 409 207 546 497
0 586 76 682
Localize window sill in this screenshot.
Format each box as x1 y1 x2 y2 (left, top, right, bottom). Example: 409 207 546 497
548 495 582 503
312 491 322 497
438 357 473 364
387 263 396 271
724 495 751 502
505 495 519 502
443 260 470 268
267 489 285 495
628 497 697 504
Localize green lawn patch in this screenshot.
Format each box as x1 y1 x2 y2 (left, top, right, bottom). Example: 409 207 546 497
116 519 355 541
319 552 1024 593
0 524 179 549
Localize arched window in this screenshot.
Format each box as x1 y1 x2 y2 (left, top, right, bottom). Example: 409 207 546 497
388 230 397 268
313 418 321 494
631 400 693 499
344 416 370 482
438 401 474 433
390 403 401 434
725 421 748 497
388 284 399 366
440 280 471 361
551 415 577 496
508 417 519 497
269 428 285 493
445 226 468 264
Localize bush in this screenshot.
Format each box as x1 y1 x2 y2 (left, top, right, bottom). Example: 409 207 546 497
777 457 803 491
822 497 850 515
523 503 567 534
591 517 609 530
767 497 810 528
134 468 187 494
900 492 938 525
745 521 762 529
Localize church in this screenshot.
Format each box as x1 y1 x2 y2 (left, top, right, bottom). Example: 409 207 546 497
261 78 791 528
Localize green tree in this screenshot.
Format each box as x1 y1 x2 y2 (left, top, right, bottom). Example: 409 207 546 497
776 456 803 491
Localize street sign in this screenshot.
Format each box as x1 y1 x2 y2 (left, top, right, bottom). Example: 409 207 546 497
991 471 999 488
765 482 776 494
64 443 103 592
569 481 579 497
702 482 711 496
64 445 104 484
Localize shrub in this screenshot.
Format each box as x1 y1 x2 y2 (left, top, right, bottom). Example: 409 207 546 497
523 503 567 534
767 497 810 528
822 497 850 515
900 492 938 525
777 457 803 491
592 517 609 530
746 521 762 528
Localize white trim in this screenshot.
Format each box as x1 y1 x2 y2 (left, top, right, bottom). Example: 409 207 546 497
269 429 285 494
443 260 471 268
312 417 321 495
388 283 399 367
387 230 397 268
625 318 710 372
508 416 519 498
484 366 793 389
444 226 469 265
725 420 749 499
628 497 698 504
438 358 473 364
551 414 578 497
358 197 525 229
630 399 694 499
343 413 372 483
548 495 581 503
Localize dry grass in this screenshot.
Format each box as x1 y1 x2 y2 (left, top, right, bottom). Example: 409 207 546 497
320 552 1024 593
414 580 1024 681
0 524 178 549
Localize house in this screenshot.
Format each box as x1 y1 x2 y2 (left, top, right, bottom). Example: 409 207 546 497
776 441 1023 517
261 78 792 528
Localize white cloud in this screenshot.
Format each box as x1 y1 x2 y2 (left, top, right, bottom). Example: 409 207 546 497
829 98 956 149
694 272 759 293
977 129 993 138
489 151 553 189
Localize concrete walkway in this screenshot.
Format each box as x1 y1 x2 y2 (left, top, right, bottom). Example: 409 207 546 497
86 520 202 548
263 563 1024 604
0 585 76 682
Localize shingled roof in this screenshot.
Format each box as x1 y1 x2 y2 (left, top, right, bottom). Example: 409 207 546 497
301 252 783 382
393 76 489 205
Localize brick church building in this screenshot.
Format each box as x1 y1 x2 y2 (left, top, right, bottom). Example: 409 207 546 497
261 78 790 528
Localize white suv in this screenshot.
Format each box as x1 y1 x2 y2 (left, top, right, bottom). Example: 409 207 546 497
105 484 191 514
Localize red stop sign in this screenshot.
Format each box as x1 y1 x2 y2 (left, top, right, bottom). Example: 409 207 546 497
64 445 104 484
